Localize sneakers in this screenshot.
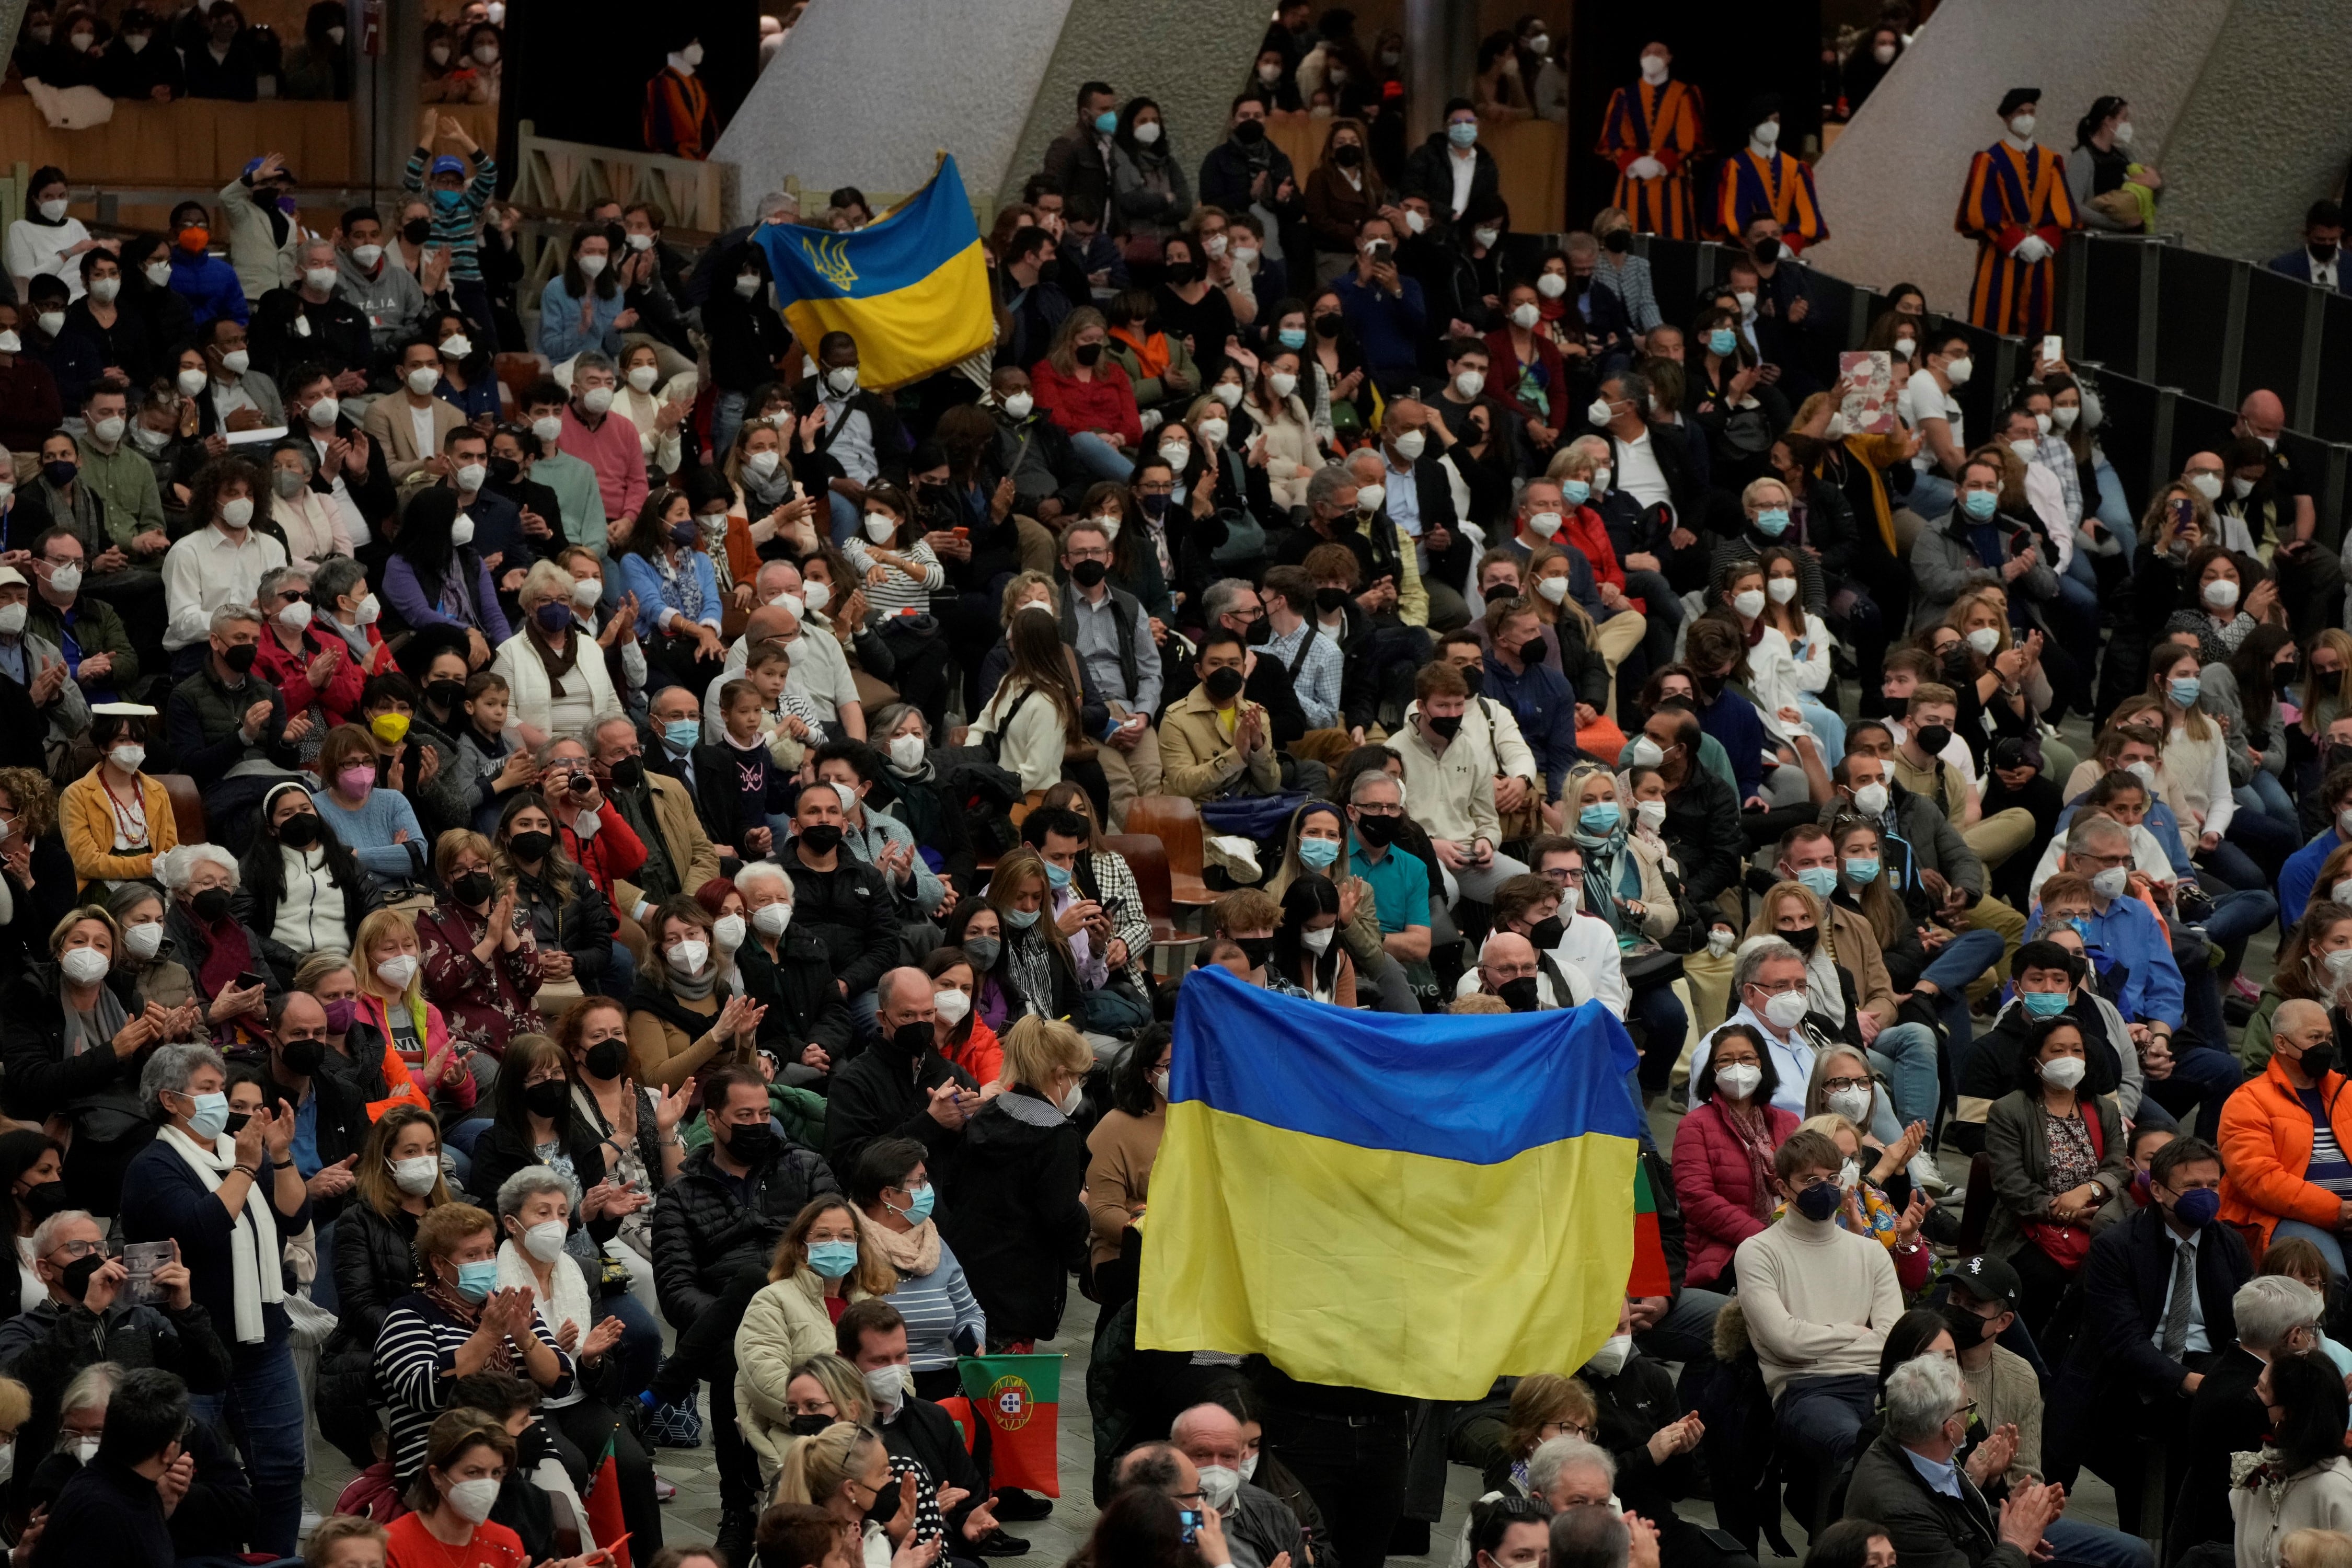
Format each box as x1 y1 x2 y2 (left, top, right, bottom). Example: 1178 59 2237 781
639 1392 704 1449
973 1529 1032 1557
1908 1152 1951 1196
1208 834 1262 882
2231 973 2263 1004
992 1490 1055 1521
654 1474 678 1503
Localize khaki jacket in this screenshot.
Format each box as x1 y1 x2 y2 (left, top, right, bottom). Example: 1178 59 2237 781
735 1270 874 1481
1157 684 1280 802
614 772 723 919
361 392 468 481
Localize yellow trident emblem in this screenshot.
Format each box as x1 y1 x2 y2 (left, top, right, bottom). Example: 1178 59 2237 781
802 232 858 290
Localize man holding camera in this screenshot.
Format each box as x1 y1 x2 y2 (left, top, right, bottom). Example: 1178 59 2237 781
1334 214 1426 397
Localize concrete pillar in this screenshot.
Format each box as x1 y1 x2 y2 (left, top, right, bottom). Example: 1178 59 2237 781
1402 0 1474 145
349 0 424 202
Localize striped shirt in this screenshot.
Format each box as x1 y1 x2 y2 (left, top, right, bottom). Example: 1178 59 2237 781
842 536 944 619
375 1292 574 1481
400 148 499 282
891 1240 988 1373
2302 1089 2352 1196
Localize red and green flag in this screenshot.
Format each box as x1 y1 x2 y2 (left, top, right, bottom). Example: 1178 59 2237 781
956 1352 1062 1497
1628 1159 1670 1297
582 1427 631 1566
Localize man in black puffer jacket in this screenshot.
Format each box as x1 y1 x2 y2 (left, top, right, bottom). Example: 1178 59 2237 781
782 783 903 1043
650 1065 839 1329
823 967 977 1181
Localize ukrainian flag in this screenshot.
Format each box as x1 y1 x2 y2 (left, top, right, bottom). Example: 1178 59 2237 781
752 155 994 391
1137 965 1647 1401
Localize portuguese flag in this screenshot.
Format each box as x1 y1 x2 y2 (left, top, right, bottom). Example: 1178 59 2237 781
582 1426 631 1566
956 1353 1062 1497
1627 1158 1670 1297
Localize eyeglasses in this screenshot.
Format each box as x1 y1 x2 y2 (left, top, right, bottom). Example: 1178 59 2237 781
45 1239 101 1262
1748 979 1807 996
1821 1075 1871 1094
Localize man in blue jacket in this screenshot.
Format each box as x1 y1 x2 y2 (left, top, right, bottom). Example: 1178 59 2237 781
2280 763 2352 926
2267 200 2346 292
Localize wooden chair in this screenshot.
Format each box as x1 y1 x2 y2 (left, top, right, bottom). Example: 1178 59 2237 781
1103 833 1207 969
1121 796 1215 910
156 774 207 846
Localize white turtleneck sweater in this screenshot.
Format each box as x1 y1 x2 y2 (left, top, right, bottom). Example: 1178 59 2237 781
1735 1210 1904 1397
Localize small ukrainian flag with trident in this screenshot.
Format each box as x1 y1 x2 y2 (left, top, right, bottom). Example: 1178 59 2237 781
752 154 995 391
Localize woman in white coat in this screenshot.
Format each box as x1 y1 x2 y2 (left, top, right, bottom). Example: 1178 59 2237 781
492 559 623 749
734 1197 891 1489
1244 350 1320 513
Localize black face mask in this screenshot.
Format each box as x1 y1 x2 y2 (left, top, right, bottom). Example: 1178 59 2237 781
607 756 644 791
1497 975 1542 1012
524 1080 570 1120
1140 492 1170 520
1751 236 1782 265
724 1121 779 1165
1604 229 1630 254
1940 1301 1993 1347
276 811 320 849
787 1412 833 1437
1236 936 1276 969
1166 260 1203 285
2317 669 2345 696
508 829 554 863
454 870 495 905
1203 667 1246 703
1233 118 1266 145
800 823 845 854
1354 812 1399 847
1426 712 1463 741
488 455 521 487
279 1037 327 1076
1915 723 1954 755
220 642 259 674
223 1111 251 1137
1782 924 1820 954
1312 313 1342 339
402 217 431 246
1517 638 1548 667
892 1021 935 1058
2302 1045 2340 1081
18 1180 68 1223
191 887 232 923
1244 618 1272 646
424 678 464 712
1313 586 1350 614
1074 341 1104 366
59 1252 104 1304
1530 916 1565 950
1070 559 1108 589
1333 143 1364 167
584 1039 627 1079
2314 243 2340 264
1695 672 1726 699
1459 665 1484 697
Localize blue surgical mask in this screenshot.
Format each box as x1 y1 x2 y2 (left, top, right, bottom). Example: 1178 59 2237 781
1297 836 1341 869
1447 121 1479 148
2020 989 2068 1018
1005 907 1040 929
1560 479 1591 506
1044 861 1072 891
1795 866 1839 899
1578 802 1621 834
1755 507 1790 537
895 1183 936 1225
1277 328 1307 351
1961 489 1999 521
456 1259 499 1301
1842 857 1880 885
663 719 701 753
2168 675 2203 709
806 1240 860 1278
2067 915 2093 943
183 1090 229 1141
1094 110 1119 135
1707 328 1738 356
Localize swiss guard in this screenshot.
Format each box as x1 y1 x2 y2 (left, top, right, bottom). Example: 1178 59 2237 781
1955 86 2078 335
1713 94 1828 252
1598 42 1705 238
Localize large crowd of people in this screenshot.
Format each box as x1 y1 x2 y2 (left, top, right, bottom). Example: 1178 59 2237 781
0 4 2348 1568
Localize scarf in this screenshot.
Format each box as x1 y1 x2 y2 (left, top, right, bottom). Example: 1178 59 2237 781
158 1124 283 1343
1005 924 1056 1020
60 977 129 1059
744 466 796 512
497 1238 591 1345
1110 325 1170 381
1572 819 1631 936
667 964 719 1002
527 621 581 700
852 1203 941 1276
655 548 706 625
328 612 373 665
194 912 255 1006
1711 1097 1780 1224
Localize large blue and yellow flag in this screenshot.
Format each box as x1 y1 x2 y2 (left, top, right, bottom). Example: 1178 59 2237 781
1137 966 1646 1401
752 155 994 390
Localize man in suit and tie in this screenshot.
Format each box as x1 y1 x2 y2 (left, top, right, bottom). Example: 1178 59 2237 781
2045 1134 2251 1532
2267 200 2346 292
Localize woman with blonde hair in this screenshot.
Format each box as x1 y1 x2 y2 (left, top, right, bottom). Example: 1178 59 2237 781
491 559 625 746
941 1016 1092 1351
1243 348 1318 511
1028 308 1142 483
2149 641 2284 891
773 1421 900 1566
2280 1531 2352 1568
736 1196 895 1486
762 1352 960 1547
352 906 477 1123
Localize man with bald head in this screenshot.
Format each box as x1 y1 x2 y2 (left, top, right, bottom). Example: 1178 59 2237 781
1171 1403 1308 1568
1477 931 1553 1012
2228 388 2341 636
823 964 976 1174
1376 397 1470 630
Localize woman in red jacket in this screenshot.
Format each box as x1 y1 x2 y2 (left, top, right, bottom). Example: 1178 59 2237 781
1671 1023 1797 1290
1029 308 1143 484
254 563 370 741
1544 442 1642 612
1483 278 1574 459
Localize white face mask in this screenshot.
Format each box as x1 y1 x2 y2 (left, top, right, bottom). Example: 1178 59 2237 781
753 902 793 937
89 415 125 447
2186 471 2222 501
667 939 710 975
1943 354 1974 387
2089 866 2130 902
59 947 110 986
864 1363 909 1411
801 580 832 612
354 593 382 625
1158 441 1191 469
1767 577 1799 605
932 987 972 1024
826 365 860 396
1473 226 1501 249
454 463 487 493
1267 371 1298 400
569 577 603 609
449 514 476 547
712 913 746 951
45 563 81 596
1965 626 2001 655
2038 1055 2086 1090
445 1477 502 1524
147 260 176 289
1714 1062 1761 1100
889 733 926 769
1354 481 1386 513
1753 120 1780 148
1852 781 1890 817
89 275 121 304
67 1437 99 1466
1827 1085 1873 1124
2203 578 2240 610
2229 476 2255 499
522 1219 567 1262
2052 404 2079 430
2008 439 2038 464
577 252 608 278
1391 430 1426 461
279 599 314 631
123 920 165 960
303 265 338 293
305 395 341 429
1198 419 1229 446
1001 391 1034 419
0 604 25 637
220 496 254 530
1527 511 1561 539
1536 272 1569 299
864 513 897 544
1733 291 1756 314
1212 383 1243 409
1507 304 1540 332
1762 989 1809 1030
1640 53 1668 83
406 365 439 396
1587 1333 1636 1377
581 384 616 417
33 312 64 339
1732 589 1766 620
1535 575 1570 605
375 953 419 990
2009 113 2037 140
628 365 660 393
1636 798 1667 831
221 349 250 376
352 243 384 269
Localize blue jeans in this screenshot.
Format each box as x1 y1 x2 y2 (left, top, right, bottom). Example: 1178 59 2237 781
1921 928 2006 1083
2274 1220 2350 1283
605 1285 663 1400
445 1116 493 1156
190 1338 305 1556
602 938 637 1001
828 489 859 544
1793 696 1846 766
2199 886 2278 979
2145 1039 2242 1138
1774 1373 1878 1473
2092 457 2136 546
2240 770 2298 826
1868 1020 1941 1131
1069 430 1134 482
2044 1517 2154 1568
709 389 747 464
310 1217 339 1315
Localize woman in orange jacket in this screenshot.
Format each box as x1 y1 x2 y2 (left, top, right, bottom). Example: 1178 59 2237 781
2218 996 2352 1274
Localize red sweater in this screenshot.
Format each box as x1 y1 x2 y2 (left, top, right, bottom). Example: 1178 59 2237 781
1481 326 1571 433
1671 1096 1797 1288
557 797 648 919
559 403 648 525
253 621 374 729
1030 357 1142 448
1561 504 1639 609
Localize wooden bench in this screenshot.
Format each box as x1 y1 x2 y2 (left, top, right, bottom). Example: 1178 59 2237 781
156 773 207 847
1121 796 1215 910
1103 833 1207 973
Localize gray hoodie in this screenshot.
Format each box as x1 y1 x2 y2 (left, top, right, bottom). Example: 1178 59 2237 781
335 246 428 357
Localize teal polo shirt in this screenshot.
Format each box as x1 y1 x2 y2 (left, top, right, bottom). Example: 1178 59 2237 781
1350 828 1432 933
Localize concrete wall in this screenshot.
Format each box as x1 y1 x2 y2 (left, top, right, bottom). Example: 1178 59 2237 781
995 0 1276 209
2159 0 2352 261
1807 0 2233 310
711 0 1077 223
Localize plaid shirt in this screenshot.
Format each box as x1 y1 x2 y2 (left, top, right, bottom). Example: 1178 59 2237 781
2036 433 2083 526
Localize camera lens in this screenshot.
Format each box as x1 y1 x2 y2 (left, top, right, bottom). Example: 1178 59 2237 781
570 774 593 793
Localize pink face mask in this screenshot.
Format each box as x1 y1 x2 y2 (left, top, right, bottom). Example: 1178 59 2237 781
337 765 375 800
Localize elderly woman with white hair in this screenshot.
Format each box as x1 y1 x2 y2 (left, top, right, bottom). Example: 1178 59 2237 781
730 859 855 1081
157 843 280 1045
119 1041 313 1557
491 558 624 750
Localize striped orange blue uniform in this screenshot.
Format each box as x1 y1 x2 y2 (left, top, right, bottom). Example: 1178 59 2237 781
642 65 718 160
1714 148 1829 251
1598 78 1705 239
1955 140 2077 335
